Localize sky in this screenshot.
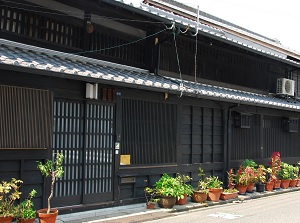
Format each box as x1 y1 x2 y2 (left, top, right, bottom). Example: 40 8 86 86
130 0 300 53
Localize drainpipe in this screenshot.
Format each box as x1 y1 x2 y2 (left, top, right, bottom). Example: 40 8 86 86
155 37 160 76
226 104 240 172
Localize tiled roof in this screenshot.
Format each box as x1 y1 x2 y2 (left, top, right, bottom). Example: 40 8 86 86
106 0 300 68
1 38 300 111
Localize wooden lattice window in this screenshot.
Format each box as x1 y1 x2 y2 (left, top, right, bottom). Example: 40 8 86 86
0 85 53 148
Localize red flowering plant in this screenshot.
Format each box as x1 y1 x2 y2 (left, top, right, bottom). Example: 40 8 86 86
267 152 282 182
235 165 256 186
227 168 236 189
223 169 238 193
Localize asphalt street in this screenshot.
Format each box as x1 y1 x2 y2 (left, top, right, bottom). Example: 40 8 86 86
147 190 300 223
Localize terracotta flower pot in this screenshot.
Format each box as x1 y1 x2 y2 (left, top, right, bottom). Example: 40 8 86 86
146 202 155 209
37 208 58 223
0 216 13 223
176 193 187 205
220 192 238 200
207 188 222 202
265 181 274 191
17 218 36 223
191 191 207 203
235 184 248 194
297 179 300 187
280 179 290 189
273 180 281 189
247 182 255 193
289 179 297 188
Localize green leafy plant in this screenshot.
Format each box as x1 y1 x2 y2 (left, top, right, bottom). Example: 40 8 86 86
203 176 223 189
15 189 37 220
0 178 23 217
241 159 257 169
154 173 184 200
194 167 209 194
175 173 194 196
291 165 299 179
37 152 64 214
279 162 293 180
223 188 238 193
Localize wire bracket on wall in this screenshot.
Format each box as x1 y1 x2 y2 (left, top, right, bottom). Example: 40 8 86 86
165 22 175 30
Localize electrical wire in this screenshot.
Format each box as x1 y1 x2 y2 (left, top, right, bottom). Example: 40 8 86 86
74 27 170 55
173 28 184 97
194 5 200 82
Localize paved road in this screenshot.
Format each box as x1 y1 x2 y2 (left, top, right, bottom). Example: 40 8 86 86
146 190 300 223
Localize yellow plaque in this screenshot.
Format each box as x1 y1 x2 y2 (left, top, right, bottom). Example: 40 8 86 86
120 155 130 165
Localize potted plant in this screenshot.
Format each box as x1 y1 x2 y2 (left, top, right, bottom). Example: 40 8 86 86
15 189 37 223
144 187 159 209
220 169 238 200
265 168 275 191
279 162 292 189
269 152 282 189
175 173 194 205
0 178 23 223
204 175 223 202
191 167 209 203
255 165 266 192
296 161 300 187
154 173 184 208
241 159 257 192
289 165 298 187
235 165 255 194
36 152 64 223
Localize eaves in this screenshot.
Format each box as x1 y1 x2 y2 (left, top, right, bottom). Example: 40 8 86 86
1 38 300 112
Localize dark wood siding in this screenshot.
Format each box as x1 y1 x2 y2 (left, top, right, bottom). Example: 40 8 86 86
121 98 177 165
231 114 261 160
263 115 300 158
180 104 224 164
231 112 300 166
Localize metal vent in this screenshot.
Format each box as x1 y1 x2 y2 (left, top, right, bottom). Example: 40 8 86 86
234 113 252 128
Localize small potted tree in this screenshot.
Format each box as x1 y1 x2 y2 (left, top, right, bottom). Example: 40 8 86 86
36 152 64 223
15 189 37 223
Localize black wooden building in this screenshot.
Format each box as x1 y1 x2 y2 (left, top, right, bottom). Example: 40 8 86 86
1 0 300 213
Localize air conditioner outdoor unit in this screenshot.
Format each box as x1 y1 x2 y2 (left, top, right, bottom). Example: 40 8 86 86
276 78 295 96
